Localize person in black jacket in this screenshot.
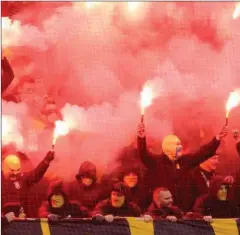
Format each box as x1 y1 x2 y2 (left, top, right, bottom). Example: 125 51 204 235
177 152 234 212
68 161 106 211
144 187 183 222
2 151 54 216
137 122 228 206
92 182 141 222
193 176 238 220
39 181 88 220
1 56 14 94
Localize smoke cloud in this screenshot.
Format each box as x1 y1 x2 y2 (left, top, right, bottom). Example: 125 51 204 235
2 2 240 180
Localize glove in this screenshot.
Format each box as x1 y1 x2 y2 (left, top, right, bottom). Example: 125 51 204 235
5 212 15 223
44 151 55 163
143 214 153 223
93 214 105 221
47 214 60 221
105 214 114 223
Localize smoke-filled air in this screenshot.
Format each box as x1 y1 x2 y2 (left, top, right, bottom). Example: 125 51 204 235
2 2 240 180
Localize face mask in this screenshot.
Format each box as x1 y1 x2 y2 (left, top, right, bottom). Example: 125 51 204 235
162 135 183 161
51 195 65 208
3 155 21 181
123 173 138 188
81 177 93 187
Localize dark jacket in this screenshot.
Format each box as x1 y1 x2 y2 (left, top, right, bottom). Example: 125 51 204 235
1 57 14 94
39 181 88 218
177 167 214 212
92 199 141 217
193 176 239 218
2 158 51 213
138 136 220 201
146 202 183 219
68 162 107 210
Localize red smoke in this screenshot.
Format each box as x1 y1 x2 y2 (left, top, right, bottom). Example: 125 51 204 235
2 2 240 180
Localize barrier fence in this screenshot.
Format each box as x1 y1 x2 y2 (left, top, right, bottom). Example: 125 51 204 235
2 218 240 235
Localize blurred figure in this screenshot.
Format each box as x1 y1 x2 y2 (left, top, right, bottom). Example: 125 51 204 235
137 122 228 206
2 151 54 217
144 187 183 222
39 181 88 220
193 176 238 220
39 96 61 129
1 56 14 94
1 212 15 229
233 129 240 156
68 161 105 211
92 182 141 222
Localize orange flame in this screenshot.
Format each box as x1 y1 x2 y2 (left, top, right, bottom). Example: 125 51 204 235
53 120 70 145
226 90 240 118
233 2 240 19
140 85 154 115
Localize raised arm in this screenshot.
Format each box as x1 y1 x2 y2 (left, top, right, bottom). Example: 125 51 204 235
24 151 54 187
137 123 156 169
182 126 228 170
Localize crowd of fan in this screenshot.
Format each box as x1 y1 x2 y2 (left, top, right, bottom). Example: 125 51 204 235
1 56 240 228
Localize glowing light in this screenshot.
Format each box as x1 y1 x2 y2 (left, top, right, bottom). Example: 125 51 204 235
226 90 240 117
85 2 101 9
53 120 70 145
233 2 240 19
140 85 154 115
2 17 21 49
127 2 141 13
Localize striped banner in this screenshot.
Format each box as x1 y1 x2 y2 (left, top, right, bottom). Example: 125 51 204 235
2 218 240 235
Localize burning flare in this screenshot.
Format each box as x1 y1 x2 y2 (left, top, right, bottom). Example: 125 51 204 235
140 85 154 115
226 90 240 118
52 120 70 145
233 2 240 19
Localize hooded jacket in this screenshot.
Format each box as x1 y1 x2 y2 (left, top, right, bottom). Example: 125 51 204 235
193 176 239 218
39 181 88 218
68 161 106 210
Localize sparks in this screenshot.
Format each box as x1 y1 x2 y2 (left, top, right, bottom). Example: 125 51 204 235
226 90 240 118
233 2 240 19
52 120 70 145
140 85 154 115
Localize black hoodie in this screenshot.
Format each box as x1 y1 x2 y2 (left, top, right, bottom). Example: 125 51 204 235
193 176 239 218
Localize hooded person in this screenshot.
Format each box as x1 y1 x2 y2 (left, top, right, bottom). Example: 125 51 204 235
39 180 88 220
177 152 234 212
137 122 228 206
67 161 106 211
144 187 183 222
118 165 151 211
193 176 238 219
2 151 54 217
92 182 141 222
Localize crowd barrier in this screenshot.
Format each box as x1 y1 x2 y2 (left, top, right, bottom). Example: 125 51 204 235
2 217 240 235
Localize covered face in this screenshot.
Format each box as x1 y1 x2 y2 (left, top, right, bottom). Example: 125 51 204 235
3 155 21 181
111 191 125 208
162 135 183 161
81 177 93 187
123 172 138 188
217 184 228 201
50 194 65 208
